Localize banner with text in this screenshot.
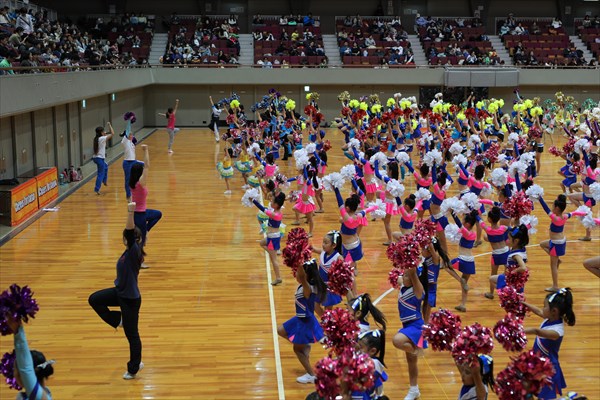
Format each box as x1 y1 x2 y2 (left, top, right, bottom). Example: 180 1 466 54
36 167 59 208
11 179 38 226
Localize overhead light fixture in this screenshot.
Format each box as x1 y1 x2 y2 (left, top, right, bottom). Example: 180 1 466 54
304 85 310 92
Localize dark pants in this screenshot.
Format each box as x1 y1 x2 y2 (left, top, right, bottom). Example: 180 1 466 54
134 209 162 245
88 287 142 374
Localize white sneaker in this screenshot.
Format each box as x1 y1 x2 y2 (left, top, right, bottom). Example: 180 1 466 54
168 149 174 154
140 263 150 269
404 387 421 400
224 190 232 195
242 184 249 189
123 362 144 380
296 373 316 384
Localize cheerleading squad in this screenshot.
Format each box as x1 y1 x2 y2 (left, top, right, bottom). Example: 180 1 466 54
222 89 599 400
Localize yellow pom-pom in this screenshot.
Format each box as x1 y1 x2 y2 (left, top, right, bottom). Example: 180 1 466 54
530 106 543 117
433 103 443 114
286 100 296 111
485 117 493 125
513 104 519 112
476 101 485 110
371 104 382 114
301 122 306 130
501 124 508 133
411 120 418 130
359 102 368 111
498 99 505 108
524 99 533 109
457 112 466 121
230 99 240 108
488 103 498 114
387 98 396 107
349 99 359 109
522 125 529 134
306 93 311 100
442 103 451 113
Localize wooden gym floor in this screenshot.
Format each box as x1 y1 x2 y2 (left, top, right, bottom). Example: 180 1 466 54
0 128 598 399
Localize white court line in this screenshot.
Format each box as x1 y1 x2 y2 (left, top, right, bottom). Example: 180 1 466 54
260 187 286 400
372 238 599 305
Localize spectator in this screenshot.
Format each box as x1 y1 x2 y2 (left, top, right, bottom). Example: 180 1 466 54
339 41 350 56
0 6 13 26
303 28 314 41
16 8 34 34
318 56 328 68
288 16 297 26
0 49 17 74
512 22 526 35
253 15 264 25
506 13 516 29
531 22 541 35
549 17 562 35
281 59 290 68
228 14 237 26
303 13 314 27
8 27 24 51
526 51 538 66
261 56 272 68
364 34 376 48
291 29 299 41
391 16 401 27
389 49 402 64
415 14 427 32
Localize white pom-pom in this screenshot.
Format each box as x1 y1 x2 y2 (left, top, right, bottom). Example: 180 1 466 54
294 149 310 170
481 183 493 198
408 96 417 103
340 164 357 180
370 152 388 167
490 168 508 188
452 154 467 167
574 138 590 154
508 132 520 144
294 148 307 160
250 143 261 154
368 199 387 220
581 214 598 230
386 180 405 198
423 149 443 167
449 142 464 156
590 182 600 202
578 123 591 136
468 135 481 148
525 184 544 199
445 224 462 244
441 197 468 215
497 154 509 165
461 193 480 211
241 188 261 207
322 172 346 192
395 151 410 164
519 151 535 166
519 215 538 235
508 160 527 177
415 187 432 201
305 143 316 154
348 138 361 149
575 205 592 218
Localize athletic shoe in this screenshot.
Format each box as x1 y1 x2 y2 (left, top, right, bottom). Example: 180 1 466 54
296 373 316 384
168 150 173 154
224 190 232 195
403 386 421 400
123 362 144 380
140 263 150 269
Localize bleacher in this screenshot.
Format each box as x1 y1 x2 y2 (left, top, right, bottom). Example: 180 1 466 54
576 17 600 62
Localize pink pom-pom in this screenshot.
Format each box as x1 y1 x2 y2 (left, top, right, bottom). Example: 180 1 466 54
495 350 555 400
315 356 340 399
226 114 236 124
548 146 561 157
442 136 455 151
327 259 355 296
412 219 438 249
484 142 501 164
505 268 530 292
493 314 528 352
562 138 575 154
497 286 527 318
451 323 494 366
502 191 533 220
386 236 421 270
282 228 312 277
423 309 462 351
320 308 360 355
388 267 402 289
571 160 584 175
528 126 542 139
337 348 376 392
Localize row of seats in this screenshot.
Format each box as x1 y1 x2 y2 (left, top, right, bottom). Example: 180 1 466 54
578 28 600 61
253 55 326 65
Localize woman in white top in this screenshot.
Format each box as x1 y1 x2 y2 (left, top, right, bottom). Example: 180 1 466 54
121 125 139 202
93 122 114 195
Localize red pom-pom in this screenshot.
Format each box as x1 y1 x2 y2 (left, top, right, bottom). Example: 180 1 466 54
392 108 403 118
320 308 360 355
528 126 543 139
314 113 325 125
465 108 476 119
502 191 533 220
571 160 584 175
282 228 312 277
497 286 527 318
381 112 392 123
322 140 332 152
337 348 376 392
477 109 489 120
314 356 340 399
386 236 421 270
495 350 555 400
258 120 269 130
442 136 455 151
341 107 351 117
516 135 528 152
493 314 528 352
412 219 438 249
548 146 562 157
562 138 575 154
449 105 459 114
327 259 355 296
388 267 402 289
285 119 294 129
423 309 462 351
484 142 501 164
505 268 529 292
305 105 316 116
226 114 236 124
451 323 494 366
264 137 274 148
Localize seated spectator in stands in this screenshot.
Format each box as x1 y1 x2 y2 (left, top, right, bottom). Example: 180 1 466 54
550 17 562 30
364 34 376 48
383 31 397 42
261 57 272 68
588 59 597 67
397 27 408 40
592 15 600 28
352 15 362 28
337 28 348 44
526 51 538 66
415 14 427 31
389 49 402 64
217 50 230 64
339 41 350 56
315 44 324 56
0 6 12 26
343 16 352 27
288 16 298 26
228 14 238 26
264 31 275 41
16 8 34 34
0 49 17 74
279 15 288 25
405 48 414 64
512 22 526 35
506 13 516 30
280 29 289 41
303 28 314 41
303 13 314 27
391 16 401 28
355 29 364 41
132 36 141 48
275 42 287 56
499 22 510 37
350 43 361 56
9 27 24 51
531 22 541 35
466 51 478 65
319 56 328 68
282 59 290 68
291 29 300 41
218 28 229 39
253 15 264 25
253 31 263 40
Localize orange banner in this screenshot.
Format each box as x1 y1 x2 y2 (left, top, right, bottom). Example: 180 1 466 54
36 167 59 208
11 178 38 226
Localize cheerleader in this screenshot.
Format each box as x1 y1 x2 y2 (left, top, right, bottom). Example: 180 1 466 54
537 194 587 292
523 288 576 400
583 255 600 278
216 148 234 195
480 207 510 299
5 317 54 399
421 237 451 323
354 329 389 400
277 259 327 384
209 96 223 143
121 119 138 202
157 99 179 154
459 163 491 246
374 160 401 245
92 122 114 195
456 355 495 400
392 267 427 400
559 152 581 194
450 210 479 312
311 230 344 316
292 166 317 237
569 151 599 241
429 166 450 252
313 149 327 213
234 144 253 189
349 293 387 333
392 194 421 241
403 161 432 218
252 192 286 285
490 224 529 293
352 147 378 202
88 202 144 380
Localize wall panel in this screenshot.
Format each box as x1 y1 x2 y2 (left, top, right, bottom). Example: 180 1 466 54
109 88 145 146
0 117 14 180
68 102 82 167
54 105 70 172
14 113 34 176
80 96 110 164
34 108 55 168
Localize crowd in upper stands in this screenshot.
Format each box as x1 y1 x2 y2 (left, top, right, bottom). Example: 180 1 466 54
0 6 153 74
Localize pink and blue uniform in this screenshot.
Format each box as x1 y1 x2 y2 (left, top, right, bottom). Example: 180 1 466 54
334 188 377 262
405 163 433 210
282 284 324 344
318 251 343 307
397 198 422 230
252 200 282 250
496 247 528 292
538 196 587 257
534 319 566 399
353 148 378 194
582 151 599 207
397 285 427 349
424 256 440 307
451 213 477 274
479 218 509 267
